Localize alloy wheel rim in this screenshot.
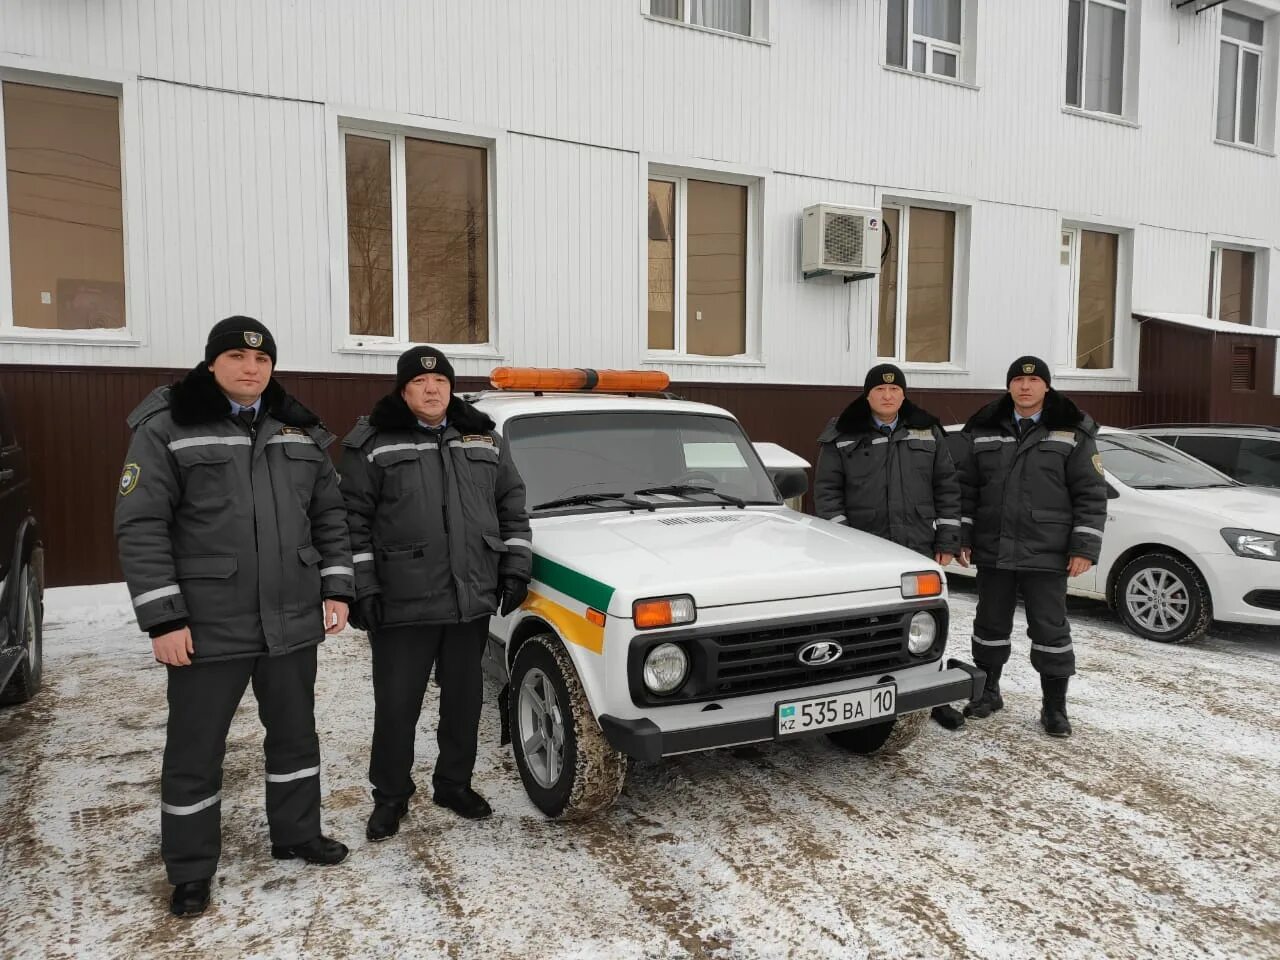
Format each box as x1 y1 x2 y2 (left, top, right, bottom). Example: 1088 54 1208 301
1125 567 1191 633
517 667 565 789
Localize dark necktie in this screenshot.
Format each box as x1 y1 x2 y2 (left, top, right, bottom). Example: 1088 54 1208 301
1016 418 1033 438
879 424 893 439
238 409 256 433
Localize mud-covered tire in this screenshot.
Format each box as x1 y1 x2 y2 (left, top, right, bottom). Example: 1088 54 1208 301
1 565 43 706
825 710 926 756
1113 552 1210 644
507 635 626 820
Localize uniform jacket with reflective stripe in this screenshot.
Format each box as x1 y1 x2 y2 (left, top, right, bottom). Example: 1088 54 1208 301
114 368 354 661
339 392 532 627
813 398 962 557
955 391 1107 571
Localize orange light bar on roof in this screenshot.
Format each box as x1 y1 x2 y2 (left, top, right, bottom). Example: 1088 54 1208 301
489 367 670 393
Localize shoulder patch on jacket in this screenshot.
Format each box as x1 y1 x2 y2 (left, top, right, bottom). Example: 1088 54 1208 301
343 419 376 449
118 463 141 496
1092 453 1105 475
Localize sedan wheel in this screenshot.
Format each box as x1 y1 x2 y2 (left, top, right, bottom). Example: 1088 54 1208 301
1114 553 1211 644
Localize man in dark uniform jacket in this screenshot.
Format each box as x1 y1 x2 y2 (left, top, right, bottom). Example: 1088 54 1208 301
115 317 353 918
340 346 531 840
956 356 1107 738
814 362 965 728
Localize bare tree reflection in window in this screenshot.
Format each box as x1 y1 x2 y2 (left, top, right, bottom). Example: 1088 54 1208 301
345 135 393 337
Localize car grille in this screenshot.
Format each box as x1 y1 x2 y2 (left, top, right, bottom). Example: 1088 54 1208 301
1244 590 1280 612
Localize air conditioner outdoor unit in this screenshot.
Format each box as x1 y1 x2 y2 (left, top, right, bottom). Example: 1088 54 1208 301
801 203 881 281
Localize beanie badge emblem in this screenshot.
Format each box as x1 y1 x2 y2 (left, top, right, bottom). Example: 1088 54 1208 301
1022 363 1035 374
882 372 895 384
244 331 263 348
421 356 437 370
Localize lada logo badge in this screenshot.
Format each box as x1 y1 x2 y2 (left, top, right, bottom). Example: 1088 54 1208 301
797 640 842 667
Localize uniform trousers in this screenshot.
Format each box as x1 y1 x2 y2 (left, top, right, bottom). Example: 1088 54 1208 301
160 644 322 884
368 619 488 804
970 567 1076 678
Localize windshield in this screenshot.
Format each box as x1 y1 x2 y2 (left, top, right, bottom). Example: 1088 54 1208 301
504 411 781 511
1097 432 1239 490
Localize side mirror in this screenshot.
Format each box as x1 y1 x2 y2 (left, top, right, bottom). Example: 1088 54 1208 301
1106 482 1120 500
773 468 808 500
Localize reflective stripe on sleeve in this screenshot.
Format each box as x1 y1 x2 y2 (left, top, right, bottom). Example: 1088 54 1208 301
367 442 438 462
161 792 221 816
1072 526 1104 538
353 553 374 564
133 584 182 609
320 566 354 578
167 436 253 452
265 765 320 784
961 516 973 525
936 518 962 527
504 538 533 551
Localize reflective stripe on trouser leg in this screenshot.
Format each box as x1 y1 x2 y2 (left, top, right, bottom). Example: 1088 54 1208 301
972 567 1019 668
252 646 323 847
1020 570 1076 678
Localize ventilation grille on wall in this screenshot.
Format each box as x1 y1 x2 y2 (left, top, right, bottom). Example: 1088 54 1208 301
1232 345 1257 391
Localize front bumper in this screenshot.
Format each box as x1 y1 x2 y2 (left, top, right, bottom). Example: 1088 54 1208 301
598 659 984 762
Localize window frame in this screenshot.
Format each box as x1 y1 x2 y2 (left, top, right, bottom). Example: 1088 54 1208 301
1216 10 1267 147
1057 222 1128 374
1207 239 1266 327
887 0 965 81
644 165 762 363
335 121 498 355
1064 0 1136 120
875 199 966 368
0 67 140 347
643 0 770 44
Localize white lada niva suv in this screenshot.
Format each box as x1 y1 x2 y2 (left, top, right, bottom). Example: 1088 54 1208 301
473 368 983 819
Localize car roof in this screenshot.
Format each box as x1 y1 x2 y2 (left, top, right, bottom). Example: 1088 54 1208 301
1132 424 1280 438
463 391 737 429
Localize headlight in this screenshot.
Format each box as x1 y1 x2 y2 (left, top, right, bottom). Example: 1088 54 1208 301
907 611 938 654
633 595 697 628
1221 528 1280 562
901 571 943 598
643 643 689 694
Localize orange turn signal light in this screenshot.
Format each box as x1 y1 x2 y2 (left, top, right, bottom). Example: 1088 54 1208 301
489 367 671 393
633 595 697 629
586 608 607 627
901 571 944 598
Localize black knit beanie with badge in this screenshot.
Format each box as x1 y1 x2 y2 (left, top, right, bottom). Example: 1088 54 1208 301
862 363 907 395
396 345 455 392
205 315 277 366
1006 355 1052 387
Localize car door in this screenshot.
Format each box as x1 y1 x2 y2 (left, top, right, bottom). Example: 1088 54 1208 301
1235 437 1280 488
1171 435 1242 480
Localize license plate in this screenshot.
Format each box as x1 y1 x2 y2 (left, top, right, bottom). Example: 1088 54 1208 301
775 683 897 738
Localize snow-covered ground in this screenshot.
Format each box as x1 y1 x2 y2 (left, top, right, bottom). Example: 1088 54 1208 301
1 582 1277 960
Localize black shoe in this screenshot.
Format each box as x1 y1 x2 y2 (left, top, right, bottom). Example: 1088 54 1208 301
931 704 966 730
169 878 211 917
271 834 349 865
432 785 492 821
1040 675 1072 737
366 801 409 842
963 664 1004 719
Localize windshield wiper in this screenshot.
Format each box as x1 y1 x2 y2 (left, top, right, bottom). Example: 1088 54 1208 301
531 492 655 512
633 483 747 508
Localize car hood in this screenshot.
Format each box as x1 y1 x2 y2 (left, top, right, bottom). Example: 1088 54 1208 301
528 507 935 614
1126 485 1280 529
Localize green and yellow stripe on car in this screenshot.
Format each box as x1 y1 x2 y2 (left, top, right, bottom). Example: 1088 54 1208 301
522 555 615 654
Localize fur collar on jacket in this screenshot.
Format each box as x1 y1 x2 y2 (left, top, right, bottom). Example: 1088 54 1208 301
964 389 1094 434
368 391 495 434
168 364 320 429
834 396 942 435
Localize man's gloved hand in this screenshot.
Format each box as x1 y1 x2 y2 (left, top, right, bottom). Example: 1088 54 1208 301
349 595 383 633
499 578 529 616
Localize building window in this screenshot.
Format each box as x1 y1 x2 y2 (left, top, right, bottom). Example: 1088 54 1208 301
1066 0 1128 115
877 205 955 363
343 129 490 345
1208 246 1255 325
647 175 750 357
3 81 125 331
1217 11 1264 146
887 0 963 79
1059 227 1118 370
649 0 753 38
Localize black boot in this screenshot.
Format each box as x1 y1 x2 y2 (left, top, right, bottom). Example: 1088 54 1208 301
169 877 211 917
366 801 409 842
1040 676 1072 738
963 664 1004 719
931 705 966 730
432 785 492 821
271 834 349 865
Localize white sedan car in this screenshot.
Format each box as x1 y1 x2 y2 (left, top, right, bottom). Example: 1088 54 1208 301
946 427 1280 644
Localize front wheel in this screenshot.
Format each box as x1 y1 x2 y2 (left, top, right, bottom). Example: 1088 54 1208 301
826 710 926 756
1 565 43 705
507 635 627 820
1113 552 1210 644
